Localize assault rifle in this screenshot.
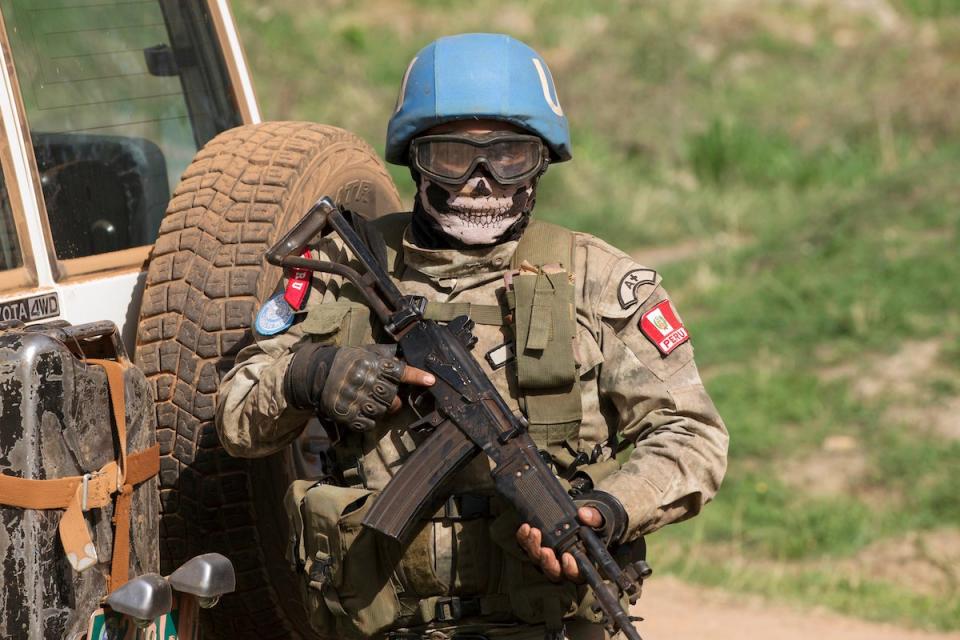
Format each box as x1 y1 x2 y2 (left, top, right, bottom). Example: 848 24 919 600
266 197 647 640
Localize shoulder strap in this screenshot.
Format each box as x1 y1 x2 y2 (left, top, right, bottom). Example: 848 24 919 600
423 301 505 326
512 219 576 271
370 211 412 277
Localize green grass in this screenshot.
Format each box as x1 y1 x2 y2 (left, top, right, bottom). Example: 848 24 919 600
233 0 960 630
897 0 960 17
870 432 960 528
703 369 873 459
652 148 960 627
677 473 880 558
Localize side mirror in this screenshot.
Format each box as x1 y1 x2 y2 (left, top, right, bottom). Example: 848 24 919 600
105 573 172 627
168 553 236 608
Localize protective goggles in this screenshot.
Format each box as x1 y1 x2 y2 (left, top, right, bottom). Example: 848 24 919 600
410 133 548 185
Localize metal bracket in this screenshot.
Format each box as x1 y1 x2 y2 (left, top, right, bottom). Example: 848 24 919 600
384 296 427 336
80 473 92 511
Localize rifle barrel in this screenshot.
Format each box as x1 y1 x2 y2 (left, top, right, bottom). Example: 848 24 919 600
572 547 642 640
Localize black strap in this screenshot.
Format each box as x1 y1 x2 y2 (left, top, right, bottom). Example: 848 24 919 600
435 596 483 623
387 633 490 640
430 494 492 522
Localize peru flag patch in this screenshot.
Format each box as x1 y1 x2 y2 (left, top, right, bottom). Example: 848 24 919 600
283 248 313 310
640 300 689 355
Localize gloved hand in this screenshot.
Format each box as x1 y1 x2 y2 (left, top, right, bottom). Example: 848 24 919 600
284 343 434 432
572 490 628 546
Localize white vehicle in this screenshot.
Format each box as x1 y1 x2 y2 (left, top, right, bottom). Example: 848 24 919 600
0 2 400 638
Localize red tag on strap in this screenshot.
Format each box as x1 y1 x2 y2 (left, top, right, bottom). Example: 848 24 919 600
639 300 689 355
283 249 313 310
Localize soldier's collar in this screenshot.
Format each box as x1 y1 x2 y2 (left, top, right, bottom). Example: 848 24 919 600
402 226 518 279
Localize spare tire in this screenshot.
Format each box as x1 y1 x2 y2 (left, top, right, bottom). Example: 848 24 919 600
135 122 402 638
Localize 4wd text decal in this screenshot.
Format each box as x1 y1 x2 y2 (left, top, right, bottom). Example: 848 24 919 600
0 292 60 323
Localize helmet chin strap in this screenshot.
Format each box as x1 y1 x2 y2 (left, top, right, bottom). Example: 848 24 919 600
410 168 541 250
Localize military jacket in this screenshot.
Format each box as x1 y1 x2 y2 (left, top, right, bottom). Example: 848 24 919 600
216 214 728 610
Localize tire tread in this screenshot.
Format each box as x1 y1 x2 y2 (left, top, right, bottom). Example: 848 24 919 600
136 122 400 637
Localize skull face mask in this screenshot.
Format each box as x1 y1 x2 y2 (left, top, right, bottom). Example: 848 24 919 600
409 129 548 247
417 171 537 246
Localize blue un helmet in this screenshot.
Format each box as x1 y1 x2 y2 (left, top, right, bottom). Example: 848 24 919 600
386 33 572 166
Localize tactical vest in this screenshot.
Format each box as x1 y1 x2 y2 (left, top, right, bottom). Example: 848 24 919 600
377 214 584 463
285 215 629 638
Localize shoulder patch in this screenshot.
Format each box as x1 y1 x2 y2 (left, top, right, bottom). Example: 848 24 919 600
618 268 658 309
595 257 661 320
639 300 689 355
255 293 295 336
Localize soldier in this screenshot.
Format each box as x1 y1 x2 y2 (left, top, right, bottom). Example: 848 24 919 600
216 33 728 640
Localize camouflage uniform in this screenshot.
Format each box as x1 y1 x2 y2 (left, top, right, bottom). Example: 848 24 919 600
216 214 728 639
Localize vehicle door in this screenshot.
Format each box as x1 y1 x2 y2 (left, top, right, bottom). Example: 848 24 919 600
0 0 258 350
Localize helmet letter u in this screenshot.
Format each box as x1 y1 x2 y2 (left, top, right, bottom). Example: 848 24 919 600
532 58 564 117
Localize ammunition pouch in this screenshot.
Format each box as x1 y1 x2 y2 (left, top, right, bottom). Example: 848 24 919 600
505 268 582 453
285 480 403 638
509 271 578 390
302 299 373 347
509 220 583 456
487 509 577 632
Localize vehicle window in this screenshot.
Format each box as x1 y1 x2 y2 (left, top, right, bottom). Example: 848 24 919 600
1 0 242 260
0 171 22 271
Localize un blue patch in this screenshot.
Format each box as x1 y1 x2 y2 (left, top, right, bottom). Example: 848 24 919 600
255 293 295 336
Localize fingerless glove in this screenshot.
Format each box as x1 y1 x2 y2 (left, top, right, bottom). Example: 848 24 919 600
284 344 405 432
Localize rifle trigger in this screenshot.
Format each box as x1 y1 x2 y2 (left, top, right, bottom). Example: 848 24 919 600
407 389 432 418
408 410 444 434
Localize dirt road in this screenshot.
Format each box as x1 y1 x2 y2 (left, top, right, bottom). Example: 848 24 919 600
636 577 960 640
